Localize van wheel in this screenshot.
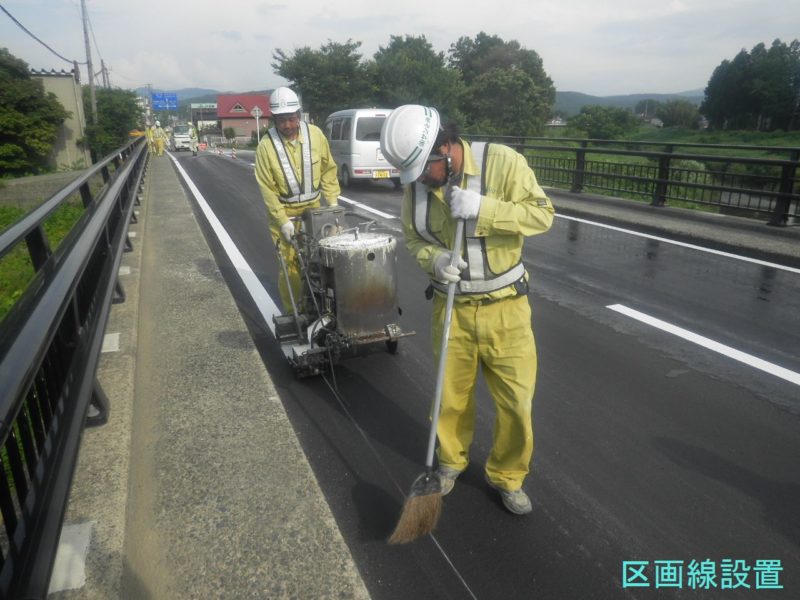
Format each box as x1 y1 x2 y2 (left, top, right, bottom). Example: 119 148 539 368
340 166 351 188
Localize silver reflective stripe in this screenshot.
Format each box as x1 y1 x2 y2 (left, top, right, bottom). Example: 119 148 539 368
413 182 440 245
464 142 486 281
459 262 525 293
267 121 319 204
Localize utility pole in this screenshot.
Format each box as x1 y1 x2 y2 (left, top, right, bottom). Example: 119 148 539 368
81 0 98 123
101 59 110 88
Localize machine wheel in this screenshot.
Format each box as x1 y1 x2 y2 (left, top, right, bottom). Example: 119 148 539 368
392 177 402 190
340 165 352 188
386 339 399 354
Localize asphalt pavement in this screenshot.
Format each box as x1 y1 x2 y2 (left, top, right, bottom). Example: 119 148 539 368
52 151 798 598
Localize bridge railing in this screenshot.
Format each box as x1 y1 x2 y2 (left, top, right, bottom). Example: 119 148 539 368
0 137 148 599
465 135 800 226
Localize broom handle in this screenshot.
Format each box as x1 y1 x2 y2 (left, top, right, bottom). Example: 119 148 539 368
424 218 465 470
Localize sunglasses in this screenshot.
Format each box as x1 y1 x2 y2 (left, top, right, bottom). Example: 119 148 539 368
421 154 445 178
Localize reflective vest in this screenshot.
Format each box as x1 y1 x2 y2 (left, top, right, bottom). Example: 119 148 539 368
266 121 320 204
412 142 525 295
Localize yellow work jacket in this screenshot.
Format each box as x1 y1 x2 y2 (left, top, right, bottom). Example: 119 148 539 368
402 140 555 303
254 122 340 227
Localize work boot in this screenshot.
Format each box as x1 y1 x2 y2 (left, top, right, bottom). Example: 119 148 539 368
436 466 462 496
485 475 532 515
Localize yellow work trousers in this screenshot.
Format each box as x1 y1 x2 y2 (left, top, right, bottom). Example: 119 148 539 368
269 201 321 314
432 294 537 491
155 139 165 156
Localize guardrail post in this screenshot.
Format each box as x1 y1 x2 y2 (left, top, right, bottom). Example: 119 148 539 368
652 145 674 206
571 141 587 193
768 150 798 226
86 380 109 427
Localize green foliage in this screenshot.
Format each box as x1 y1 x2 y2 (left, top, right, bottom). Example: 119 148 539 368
82 87 141 160
635 99 662 118
1 201 85 320
372 35 464 122
656 99 700 128
570 105 640 139
449 32 554 135
223 127 236 141
0 48 70 176
272 40 373 122
701 39 800 131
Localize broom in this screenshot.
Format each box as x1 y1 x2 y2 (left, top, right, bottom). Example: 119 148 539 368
388 218 465 544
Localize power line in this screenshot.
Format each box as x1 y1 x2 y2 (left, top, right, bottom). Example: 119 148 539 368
0 2 86 65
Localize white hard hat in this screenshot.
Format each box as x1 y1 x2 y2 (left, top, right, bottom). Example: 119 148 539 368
269 87 301 115
156 120 160 126
380 105 440 184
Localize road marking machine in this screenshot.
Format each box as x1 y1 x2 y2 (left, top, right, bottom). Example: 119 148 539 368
274 205 414 377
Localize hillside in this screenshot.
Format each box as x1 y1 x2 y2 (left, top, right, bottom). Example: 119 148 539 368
554 90 704 117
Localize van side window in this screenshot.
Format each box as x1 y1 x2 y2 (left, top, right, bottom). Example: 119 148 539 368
341 117 352 141
355 117 385 142
331 118 342 141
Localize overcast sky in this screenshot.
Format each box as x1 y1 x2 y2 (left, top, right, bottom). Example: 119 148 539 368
2 0 798 97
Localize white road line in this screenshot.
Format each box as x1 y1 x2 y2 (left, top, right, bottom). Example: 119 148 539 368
557 214 800 274
607 304 800 387
169 155 281 338
118 265 131 276
48 522 93 593
101 332 120 353
338 196 396 220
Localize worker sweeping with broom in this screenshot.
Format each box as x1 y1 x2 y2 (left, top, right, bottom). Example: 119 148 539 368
380 105 555 543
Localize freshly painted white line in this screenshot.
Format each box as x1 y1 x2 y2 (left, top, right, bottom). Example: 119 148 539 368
607 304 800 386
169 155 281 339
118 265 131 276
48 522 93 593
128 231 137 238
558 214 800 274
101 332 120 353
338 196 396 220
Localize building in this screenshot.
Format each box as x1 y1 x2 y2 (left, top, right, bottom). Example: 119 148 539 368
30 68 92 169
216 94 270 142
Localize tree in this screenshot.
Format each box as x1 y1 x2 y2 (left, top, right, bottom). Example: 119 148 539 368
656 99 700 128
448 32 554 135
569 105 640 139
701 39 800 130
635 99 662 119
272 40 373 122
82 87 141 160
371 35 464 121
0 48 69 176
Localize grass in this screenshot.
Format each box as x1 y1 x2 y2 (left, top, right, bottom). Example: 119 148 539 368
0 201 86 321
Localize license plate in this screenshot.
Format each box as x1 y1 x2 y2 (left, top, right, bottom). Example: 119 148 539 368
374 170 390 179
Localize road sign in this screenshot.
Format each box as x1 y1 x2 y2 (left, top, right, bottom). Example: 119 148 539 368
152 93 178 111
250 106 263 118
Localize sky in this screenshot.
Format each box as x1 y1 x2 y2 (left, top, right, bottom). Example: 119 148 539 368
1 0 798 97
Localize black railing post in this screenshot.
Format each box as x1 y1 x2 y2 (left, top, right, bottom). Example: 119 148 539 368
571 141 587 193
768 150 799 226
652 145 674 206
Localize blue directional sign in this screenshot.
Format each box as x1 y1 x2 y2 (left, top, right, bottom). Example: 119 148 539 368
151 93 178 111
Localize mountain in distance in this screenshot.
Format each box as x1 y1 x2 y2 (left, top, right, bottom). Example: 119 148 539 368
555 89 705 117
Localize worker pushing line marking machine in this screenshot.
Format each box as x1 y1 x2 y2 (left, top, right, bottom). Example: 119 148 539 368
273 205 414 377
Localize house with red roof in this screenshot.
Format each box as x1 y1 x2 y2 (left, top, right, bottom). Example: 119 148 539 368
216 93 271 141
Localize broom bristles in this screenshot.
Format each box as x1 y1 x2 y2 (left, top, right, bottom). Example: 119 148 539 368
388 492 442 544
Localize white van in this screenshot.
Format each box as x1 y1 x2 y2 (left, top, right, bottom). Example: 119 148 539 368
324 109 400 188
170 123 192 151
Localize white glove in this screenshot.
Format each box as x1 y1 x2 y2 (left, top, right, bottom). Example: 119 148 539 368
280 221 295 243
449 185 482 220
433 251 467 284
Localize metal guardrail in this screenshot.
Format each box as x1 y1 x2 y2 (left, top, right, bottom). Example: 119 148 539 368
465 135 800 226
0 137 148 598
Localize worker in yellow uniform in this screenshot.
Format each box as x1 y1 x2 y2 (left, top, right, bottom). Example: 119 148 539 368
153 120 167 156
254 87 340 313
380 105 555 515
188 122 199 156
145 122 155 153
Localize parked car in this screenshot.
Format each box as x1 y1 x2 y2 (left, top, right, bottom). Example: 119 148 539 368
323 108 400 188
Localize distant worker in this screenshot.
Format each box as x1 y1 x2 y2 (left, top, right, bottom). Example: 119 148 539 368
145 122 155 153
254 86 340 312
380 105 555 515
188 122 199 156
152 120 167 156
